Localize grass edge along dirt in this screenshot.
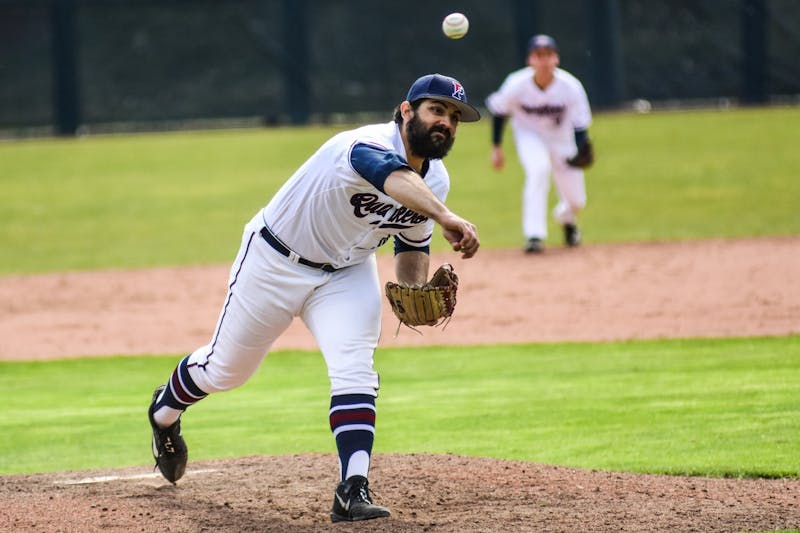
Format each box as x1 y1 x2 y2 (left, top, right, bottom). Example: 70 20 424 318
0 334 797 479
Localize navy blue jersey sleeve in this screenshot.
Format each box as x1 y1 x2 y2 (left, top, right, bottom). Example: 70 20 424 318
350 142 412 193
573 128 589 149
393 236 430 255
492 115 508 146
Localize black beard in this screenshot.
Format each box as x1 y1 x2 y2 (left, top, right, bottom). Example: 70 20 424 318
405 112 454 160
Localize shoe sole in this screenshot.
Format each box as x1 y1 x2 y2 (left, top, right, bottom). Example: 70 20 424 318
524 242 544 254
330 511 391 522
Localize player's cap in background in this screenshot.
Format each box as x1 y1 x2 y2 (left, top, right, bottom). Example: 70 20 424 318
528 34 558 52
406 73 481 122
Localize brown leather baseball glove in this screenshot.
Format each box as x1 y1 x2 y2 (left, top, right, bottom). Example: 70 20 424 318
385 264 459 329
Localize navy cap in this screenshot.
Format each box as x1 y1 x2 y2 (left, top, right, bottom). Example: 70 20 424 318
405 73 481 122
528 34 558 52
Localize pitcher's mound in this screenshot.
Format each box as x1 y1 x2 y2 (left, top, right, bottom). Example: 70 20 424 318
3 453 799 532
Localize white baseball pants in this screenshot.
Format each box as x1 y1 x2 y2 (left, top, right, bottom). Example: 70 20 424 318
183 221 382 398
512 128 587 240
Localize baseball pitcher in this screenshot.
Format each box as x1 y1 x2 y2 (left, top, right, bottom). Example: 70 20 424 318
147 73 480 523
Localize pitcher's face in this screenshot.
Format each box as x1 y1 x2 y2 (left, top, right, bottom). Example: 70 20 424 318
405 99 459 159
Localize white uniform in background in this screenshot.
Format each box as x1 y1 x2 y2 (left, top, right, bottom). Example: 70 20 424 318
487 66 592 241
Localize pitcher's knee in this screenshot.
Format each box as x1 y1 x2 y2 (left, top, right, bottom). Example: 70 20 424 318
329 369 380 397
187 356 260 393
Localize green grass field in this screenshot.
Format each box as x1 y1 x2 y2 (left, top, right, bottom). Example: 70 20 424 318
1 336 798 477
1 106 798 478
1 106 799 274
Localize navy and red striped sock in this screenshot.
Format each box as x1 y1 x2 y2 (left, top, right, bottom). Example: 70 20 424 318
329 394 376 481
152 355 207 426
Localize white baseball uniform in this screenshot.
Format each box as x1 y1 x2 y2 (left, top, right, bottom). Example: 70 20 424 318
486 66 592 239
149 120 449 483
149 73 478 511
182 120 447 397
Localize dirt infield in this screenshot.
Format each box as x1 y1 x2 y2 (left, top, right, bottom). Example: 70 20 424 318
2 236 798 360
1 237 799 531
4 454 800 532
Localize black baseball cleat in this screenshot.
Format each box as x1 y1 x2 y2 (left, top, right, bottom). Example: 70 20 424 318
148 385 187 484
330 475 391 523
523 237 544 254
564 224 581 247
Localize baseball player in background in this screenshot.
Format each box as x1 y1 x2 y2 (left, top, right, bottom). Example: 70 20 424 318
487 34 595 254
147 73 481 523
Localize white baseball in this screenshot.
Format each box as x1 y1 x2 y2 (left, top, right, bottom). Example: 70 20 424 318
442 13 469 39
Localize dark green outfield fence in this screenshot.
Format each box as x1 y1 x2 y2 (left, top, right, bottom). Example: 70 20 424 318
1 0 798 136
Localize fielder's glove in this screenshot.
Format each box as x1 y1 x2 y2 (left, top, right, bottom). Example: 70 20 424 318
385 264 459 329
566 140 595 168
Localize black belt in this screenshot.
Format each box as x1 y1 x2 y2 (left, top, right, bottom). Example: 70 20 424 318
259 226 338 272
